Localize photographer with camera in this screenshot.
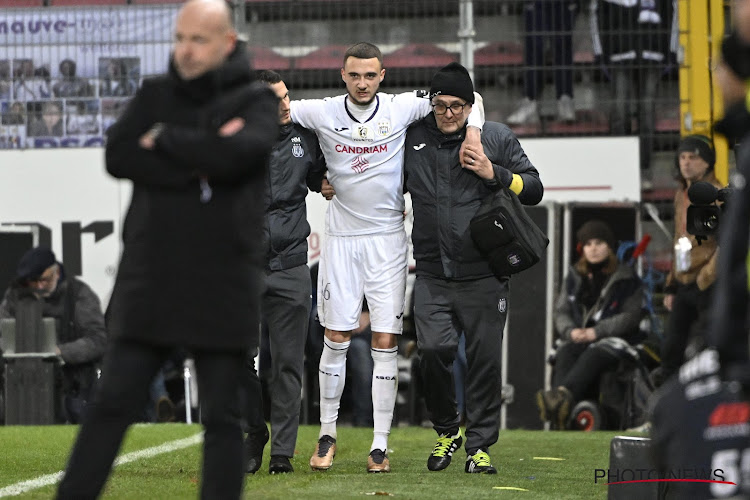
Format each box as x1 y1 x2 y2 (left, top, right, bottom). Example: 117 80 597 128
657 135 724 385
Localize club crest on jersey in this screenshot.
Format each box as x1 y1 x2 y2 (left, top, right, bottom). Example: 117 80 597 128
351 155 369 173
291 136 304 158
377 119 391 138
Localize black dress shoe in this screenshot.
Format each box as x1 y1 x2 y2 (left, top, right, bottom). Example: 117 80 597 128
269 455 294 474
245 427 269 474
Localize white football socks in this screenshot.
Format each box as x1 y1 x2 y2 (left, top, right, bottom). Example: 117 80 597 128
318 337 349 439
370 346 398 452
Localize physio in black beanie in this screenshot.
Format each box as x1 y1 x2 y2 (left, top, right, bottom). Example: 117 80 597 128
429 62 475 104
404 60 543 475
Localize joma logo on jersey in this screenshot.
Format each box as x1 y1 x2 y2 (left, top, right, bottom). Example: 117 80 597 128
351 156 369 173
335 144 388 154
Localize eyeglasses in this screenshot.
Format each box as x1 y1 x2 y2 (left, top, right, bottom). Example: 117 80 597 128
432 102 468 115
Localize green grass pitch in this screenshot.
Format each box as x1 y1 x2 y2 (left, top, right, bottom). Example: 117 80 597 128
0 424 644 499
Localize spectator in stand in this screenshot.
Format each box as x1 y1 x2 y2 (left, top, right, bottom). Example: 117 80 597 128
507 0 577 125
590 0 676 170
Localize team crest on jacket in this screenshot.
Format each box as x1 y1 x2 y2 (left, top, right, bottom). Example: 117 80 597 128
377 119 391 137
291 136 304 158
351 155 369 173
498 298 507 313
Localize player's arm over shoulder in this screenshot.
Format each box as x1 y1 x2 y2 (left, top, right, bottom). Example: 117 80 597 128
290 97 334 129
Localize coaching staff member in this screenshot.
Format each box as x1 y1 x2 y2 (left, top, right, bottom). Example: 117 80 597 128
405 62 542 474
56 1 277 498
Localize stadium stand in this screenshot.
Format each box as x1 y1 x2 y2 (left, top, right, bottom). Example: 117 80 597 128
247 47 291 71
48 0 127 5
0 0 683 190
294 45 349 71
130 0 186 4
474 42 523 67
0 0 44 5
382 44 456 69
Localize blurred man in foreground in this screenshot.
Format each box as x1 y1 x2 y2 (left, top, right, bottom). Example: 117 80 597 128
56 1 277 498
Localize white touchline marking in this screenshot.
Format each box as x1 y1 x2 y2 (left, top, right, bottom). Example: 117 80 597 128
0 432 203 498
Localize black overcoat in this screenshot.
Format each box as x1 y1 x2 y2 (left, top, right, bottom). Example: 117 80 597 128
105 42 277 351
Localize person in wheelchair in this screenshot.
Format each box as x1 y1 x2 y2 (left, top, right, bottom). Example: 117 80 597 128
536 220 645 429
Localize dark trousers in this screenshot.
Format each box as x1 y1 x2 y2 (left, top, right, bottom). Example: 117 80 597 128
610 66 660 169
553 341 621 401
661 282 711 379
243 265 310 457
415 274 508 453
56 339 245 500
523 0 575 100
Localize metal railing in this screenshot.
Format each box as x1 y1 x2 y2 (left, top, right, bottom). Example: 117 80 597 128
0 0 681 164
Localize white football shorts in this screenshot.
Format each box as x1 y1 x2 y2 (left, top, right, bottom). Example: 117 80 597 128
317 230 407 334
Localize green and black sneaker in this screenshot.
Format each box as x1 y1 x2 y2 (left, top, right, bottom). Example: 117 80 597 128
427 430 463 471
465 449 497 474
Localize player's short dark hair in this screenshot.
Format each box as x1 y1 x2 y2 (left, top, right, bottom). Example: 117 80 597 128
343 42 382 67
257 70 282 85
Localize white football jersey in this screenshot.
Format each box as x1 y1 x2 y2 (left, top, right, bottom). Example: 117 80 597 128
290 92 431 236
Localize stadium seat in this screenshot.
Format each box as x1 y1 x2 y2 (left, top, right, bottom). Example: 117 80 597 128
383 44 456 69
49 0 127 5
294 45 348 70
474 42 523 67
131 0 186 4
546 110 610 134
508 122 542 137
0 0 44 5
248 47 290 71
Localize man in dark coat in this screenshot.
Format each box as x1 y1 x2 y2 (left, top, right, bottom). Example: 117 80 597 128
0 247 107 424
241 69 326 475
404 62 543 474
56 1 277 498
